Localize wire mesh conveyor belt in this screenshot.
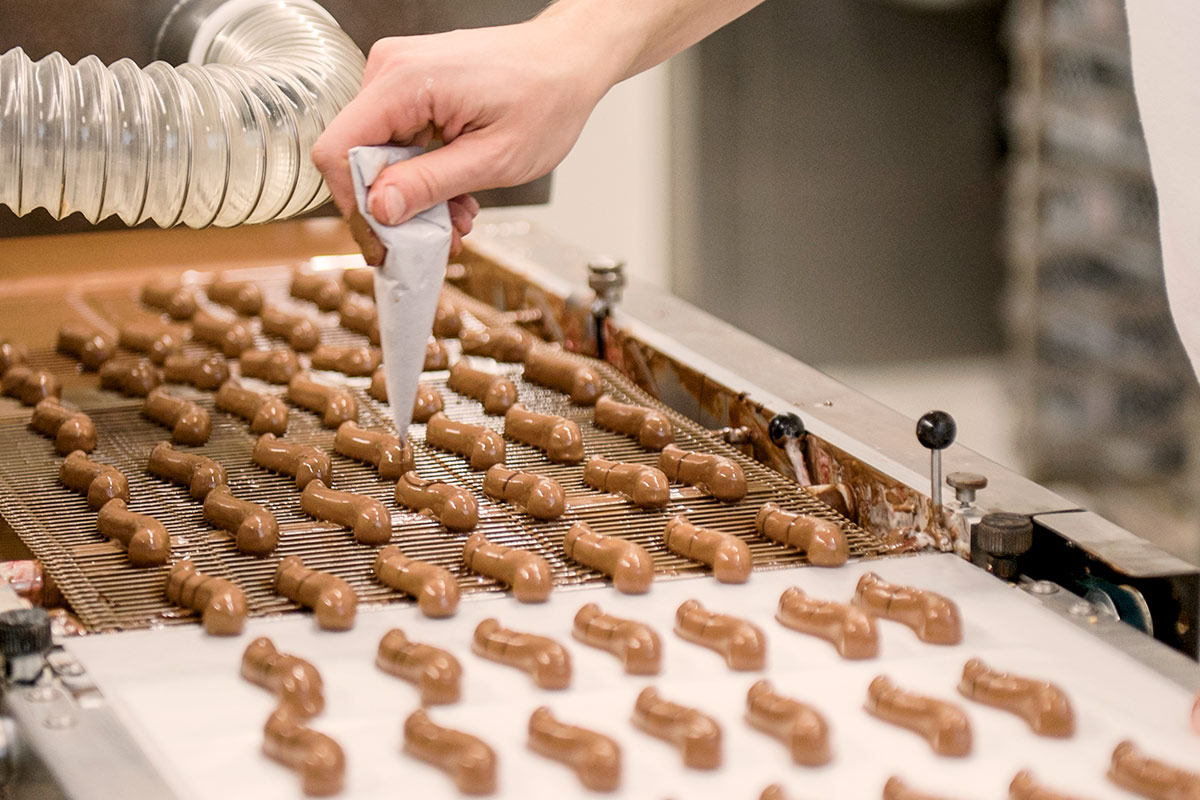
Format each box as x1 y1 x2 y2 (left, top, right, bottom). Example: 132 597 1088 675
0 268 887 632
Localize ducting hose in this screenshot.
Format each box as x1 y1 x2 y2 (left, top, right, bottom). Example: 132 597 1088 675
0 0 365 228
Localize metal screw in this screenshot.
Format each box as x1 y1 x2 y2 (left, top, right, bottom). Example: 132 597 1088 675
1068 600 1094 617
1028 580 1059 595
24 686 55 703
42 714 75 730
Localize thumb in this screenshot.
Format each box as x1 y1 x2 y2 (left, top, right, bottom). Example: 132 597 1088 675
366 136 502 226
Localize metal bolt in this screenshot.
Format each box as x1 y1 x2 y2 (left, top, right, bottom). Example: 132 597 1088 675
42 714 75 730
1028 580 1059 595
1068 600 1094 617
57 661 83 677
24 686 55 703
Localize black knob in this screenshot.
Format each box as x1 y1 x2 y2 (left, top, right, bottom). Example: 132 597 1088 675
916 410 957 450
768 413 805 446
975 512 1034 581
0 608 52 661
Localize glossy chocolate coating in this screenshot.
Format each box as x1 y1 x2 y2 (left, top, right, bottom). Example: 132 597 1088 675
472 617 571 689
426 413 505 470
60 451 130 510
482 465 565 520
958 658 1074 737
865 676 972 757
745 679 831 766
337 294 379 345
310 344 381 377
140 277 197 320
755 502 848 566
1009 770 1088 800
30 398 96 455
394 472 479 532
2 366 61 406
448 361 518 415
631 687 721 770
142 388 211 445
290 271 345 311
261 306 321 351
96 499 171 567
409 382 446 421
1108 741 1200 800
853 572 963 645
239 347 301 385
761 786 790 800
263 707 345 797
432 298 463 339
523 349 603 405
165 561 247 636
252 433 332 489
584 457 669 508
572 603 661 675
593 394 674 450
300 479 391 546
776 586 879 660
241 636 324 718
99 358 161 397
334 421 413 480
657 444 747 503
373 545 459 618
377 628 462 704
118 318 186 364
563 522 653 595
674 598 766 671
203 486 279 556
342 267 375 297
147 441 227 499
162 352 230 390
0 341 26 375
463 533 552 603
403 709 497 795
460 326 534 362
274 555 357 631
806 482 856 520
287 374 357 427
207 276 263 315
56 322 116 370
214 380 288 435
528 706 621 791
883 777 958 800
190 309 254 357
504 405 584 464
663 515 752 583
425 338 450 371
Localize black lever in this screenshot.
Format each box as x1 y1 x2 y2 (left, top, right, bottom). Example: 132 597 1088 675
916 410 956 507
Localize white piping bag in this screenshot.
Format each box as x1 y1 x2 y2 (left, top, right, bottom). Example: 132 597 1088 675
348 145 451 441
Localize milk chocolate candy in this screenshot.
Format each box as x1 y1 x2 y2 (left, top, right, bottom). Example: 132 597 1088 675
482 465 565 520
214 380 288 435
261 306 321 352
472 618 571 689
288 374 357 427
290 271 345 311
368 367 388 402
203 486 279 556
416 383 445 421
958 658 1074 737
142 388 211 445
656 444 747 503
337 294 380 345
1009 770 1088 800
528 706 621 791
60 451 130 510
99 358 162 396
0 341 26 375
263 707 345 797
373 545 459 618
883 777 958 800
426 413 505 470
140 277 197 320
377 628 462 704
523 349 603 405
96 499 171 567
118 318 186 364
425 338 450 371
433 298 463 339
162 352 230 390
631 687 721 770
274 555 357 631
761 786 790 800
404 709 497 795
190 309 254 357
674 599 766 670
56 322 116 370
2 366 61 406
776 586 879 660
300 480 391 546
1108 741 1200 800
563 522 653 594
253 433 332 489
853 572 963 645
756 503 848 566
147 441 227 499
594 395 674 450
30 399 96 455
448 361 518 415
241 636 324 718
663 515 752 583
394 472 479 532
504 405 585 464
460 326 534 363
310 344 381 377
207 276 263 315
572 603 662 675
745 679 831 766
334 421 413 480
865 676 972 757
165 561 247 636
342 267 375 297
584 457 670 508
239 347 302 385
463 533 552 603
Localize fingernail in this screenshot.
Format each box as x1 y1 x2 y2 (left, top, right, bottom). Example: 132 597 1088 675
370 185 406 226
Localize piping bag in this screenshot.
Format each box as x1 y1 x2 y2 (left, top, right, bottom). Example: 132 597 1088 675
349 145 451 441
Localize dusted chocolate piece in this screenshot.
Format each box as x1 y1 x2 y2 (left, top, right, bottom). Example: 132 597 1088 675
523 349 603 405
215 380 288 435
118 318 186 364
99 358 161 397
338 294 380 345
755 503 848 567
462 533 552 603
631 687 721 770
460 326 534 363
263 707 346 797
140 277 197 320
426 413 505 470
472 617 571 689
883 777 957 800
290 271 345 311
373 545 459 618
334 421 413 480
190 309 254 357
593 395 674 450
56 322 116 370
425 338 450 371
572 603 661 675
165 561 247 636
96 499 171 567
2 366 61 406
300 480 391 546
482 465 565 520
674 598 766 671
1108 741 1200 799
528 706 621 791
342 267 375 297
252 433 332 489
203 486 279 556
403 709 497 796
377 628 462 704
865 676 971 757
853 572 963 645
60 451 129 510
448 361 518 415
433 298 463 339
147 441 227 499
207 276 263 315
310 344 381 377
584 457 669 508
274 555 357 631
288 374 357 427
657 444 747 502
745 679 831 766
958 658 1074 737
261 306 321 352
663 515 752 584
162 352 230 390
504 405 584 464
240 347 302 385
563 522 653 595
806 482 855 520
776 586 879 660
142 388 211 445
30 398 96 455
394 472 478 532
1009 770 1088 800
241 636 324 718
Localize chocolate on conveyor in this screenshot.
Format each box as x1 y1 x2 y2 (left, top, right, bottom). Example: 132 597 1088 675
366 369 445 422
957 658 1074 737
207 275 263 315
755 502 848 566
241 636 324 718
140 277 197 320
462 533 552 603
341 267 374 297
214 380 288 435
373 545 459 618
240 347 302 385
572 603 662 675
287 374 357 427
674 598 766 670
290 271 345 311
482 465 566 520
309 344 381 377
631 687 721 769
0 341 26 374
260 306 321 352
760 786 790 800
662 514 752 583
162 352 230 390
1009 770 1088 800
147 441 227 499
583 457 670 508
523 348 603 405
425 338 450 371
299 480 391 546
165 561 247 636
60 451 129 510
563 522 653 594
337 294 380 345
56 322 116 370
203 486 279 556
883 777 958 800
142 387 211 445
853 572 963 645
334 421 413 480
504 404 584 464
252 433 332 489
96 499 171 567
472 617 571 689
377 628 462 704
264 707 345 797
745 679 831 766
99 358 162 397
460 326 534 363
426 412 505 470
394 472 479 532
433 297 463 339
30 398 96 455
2 366 62 406
656 444 747 502
776 586 879 660
190 308 255 357
865 676 972 757
593 394 674 450
1108 740 1200 800
274 555 357 631
447 361 518 415
118 318 185 364
403 709 497 796
527 706 621 792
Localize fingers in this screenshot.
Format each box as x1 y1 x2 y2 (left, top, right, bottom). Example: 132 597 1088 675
366 137 502 226
447 197 477 239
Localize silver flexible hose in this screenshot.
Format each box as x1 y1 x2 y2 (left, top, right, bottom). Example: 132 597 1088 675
0 0 365 227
